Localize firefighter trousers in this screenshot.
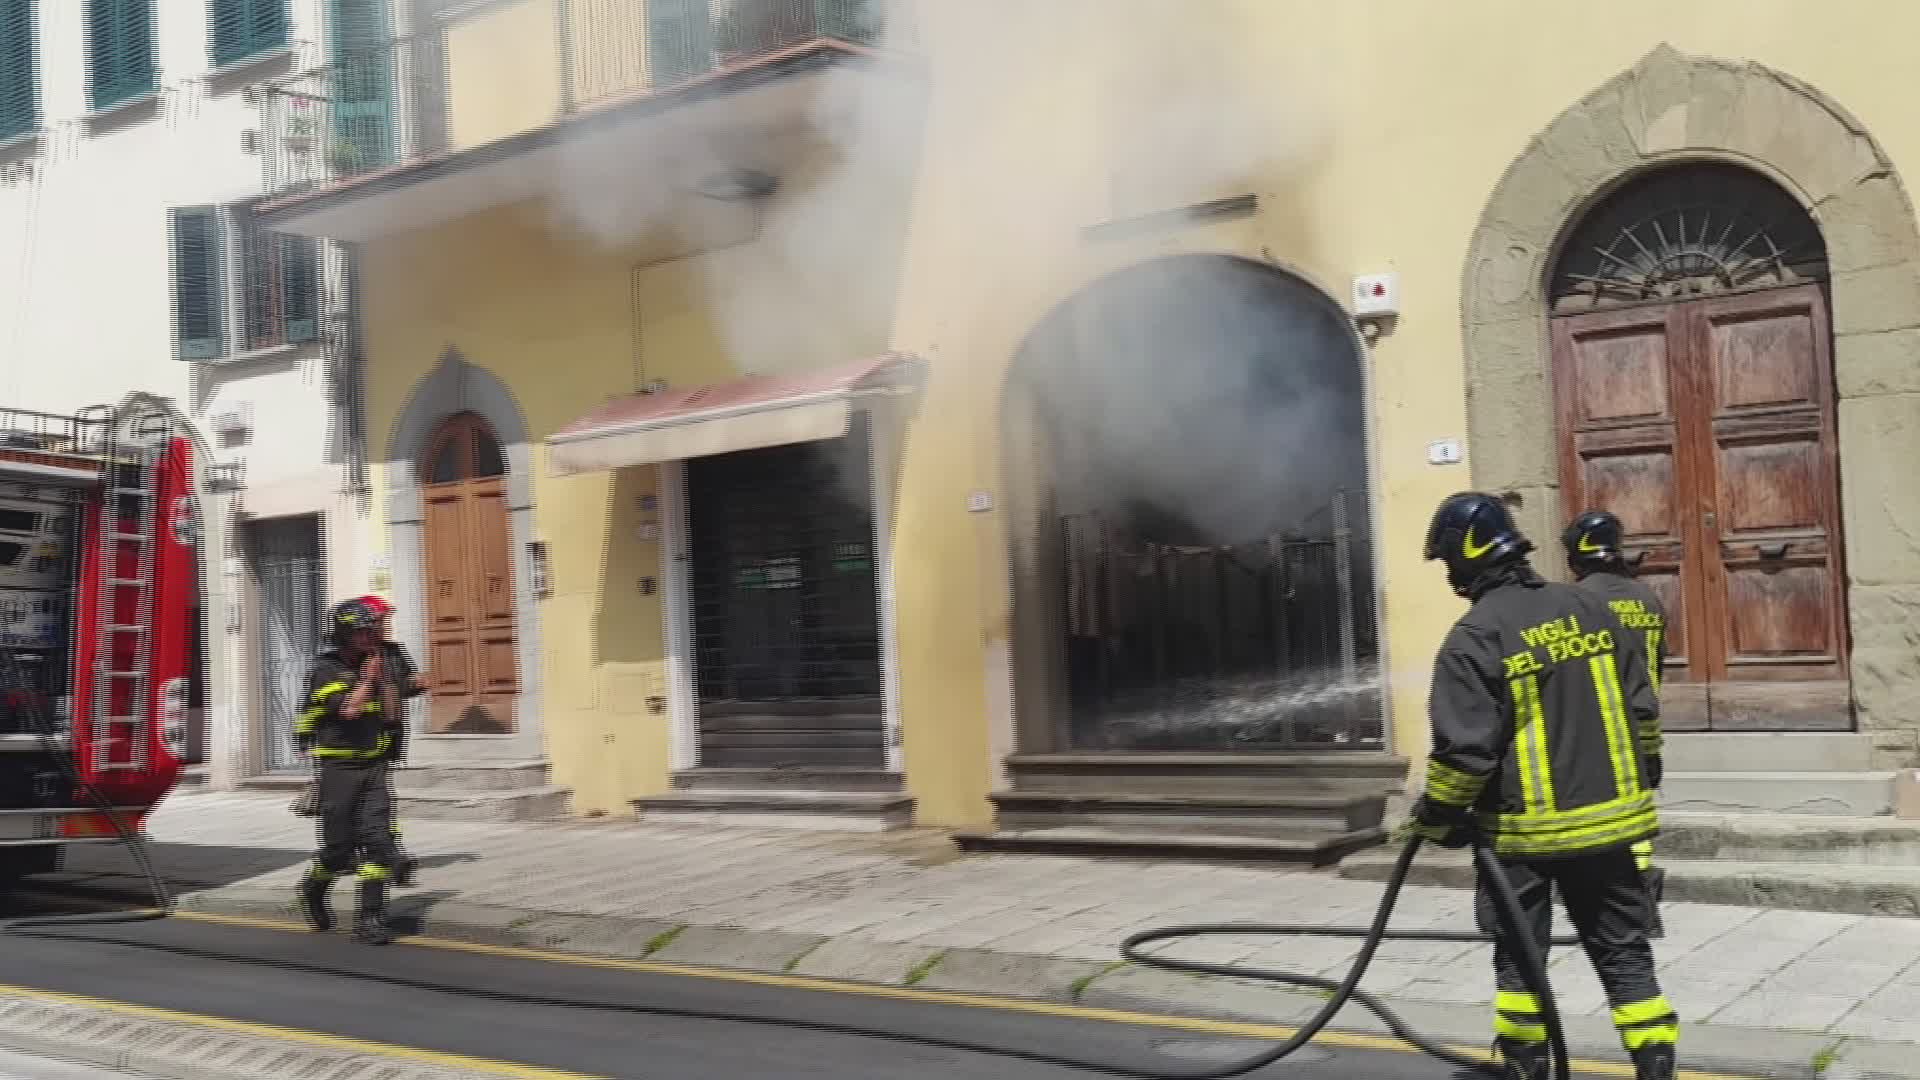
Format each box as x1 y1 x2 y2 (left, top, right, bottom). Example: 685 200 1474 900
311 760 400 881
1475 848 1679 1055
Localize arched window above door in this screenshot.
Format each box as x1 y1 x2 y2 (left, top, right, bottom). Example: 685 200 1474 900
424 412 506 485
1550 163 1828 314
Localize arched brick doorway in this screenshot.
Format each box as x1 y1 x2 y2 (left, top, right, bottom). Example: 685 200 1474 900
419 411 519 734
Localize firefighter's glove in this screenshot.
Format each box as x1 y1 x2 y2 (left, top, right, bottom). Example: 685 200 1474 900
1643 754 1664 790
295 732 315 755
1406 796 1475 849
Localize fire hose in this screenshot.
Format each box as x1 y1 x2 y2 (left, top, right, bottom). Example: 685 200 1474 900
2 826 1584 1080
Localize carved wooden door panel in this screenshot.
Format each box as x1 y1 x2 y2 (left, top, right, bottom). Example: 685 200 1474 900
1553 303 1710 729
1686 284 1850 728
420 412 518 734
1552 284 1849 731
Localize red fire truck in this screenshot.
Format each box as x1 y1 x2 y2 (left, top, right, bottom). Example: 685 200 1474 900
0 402 201 883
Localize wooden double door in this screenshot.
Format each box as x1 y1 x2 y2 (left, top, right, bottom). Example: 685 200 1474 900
1552 284 1850 730
421 412 519 734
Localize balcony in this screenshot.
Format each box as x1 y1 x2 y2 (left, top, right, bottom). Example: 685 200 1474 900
251 0 902 240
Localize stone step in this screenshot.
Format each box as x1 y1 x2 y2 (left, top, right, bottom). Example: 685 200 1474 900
1660 771 1893 816
955 825 1385 866
1661 732 1874 772
395 786 570 822
176 765 210 791
1659 812 1920 865
1005 753 1409 797
634 789 915 833
391 760 549 792
1336 847 1920 917
990 790 1385 835
671 768 901 793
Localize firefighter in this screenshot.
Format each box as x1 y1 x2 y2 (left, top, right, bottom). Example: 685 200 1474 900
1410 492 1677 1080
296 598 404 945
1563 510 1670 938
360 594 426 888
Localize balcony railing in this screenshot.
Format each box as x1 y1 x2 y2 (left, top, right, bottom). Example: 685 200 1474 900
256 0 888 201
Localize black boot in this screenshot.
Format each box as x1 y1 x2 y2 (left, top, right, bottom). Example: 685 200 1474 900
1630 1042 1676 1080
1494 1040 1551 1080
299 873 334 932
354 876 392 945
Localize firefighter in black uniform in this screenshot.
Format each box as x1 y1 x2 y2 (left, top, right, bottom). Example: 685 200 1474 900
1563 509 1671 937
296 598 403 945
1410 493 1677 1080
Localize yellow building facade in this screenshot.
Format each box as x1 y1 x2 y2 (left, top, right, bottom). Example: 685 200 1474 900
258 0 1920 845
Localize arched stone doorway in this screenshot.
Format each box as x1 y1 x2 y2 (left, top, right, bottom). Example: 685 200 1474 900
419 411 519 734
1548 162 1846 730
1004 254 1382 757
1463 45 1920 769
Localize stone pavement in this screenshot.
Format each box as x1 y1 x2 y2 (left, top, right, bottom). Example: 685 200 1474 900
41 790 1920 1078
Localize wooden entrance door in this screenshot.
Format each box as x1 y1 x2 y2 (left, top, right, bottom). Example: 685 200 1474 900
1551 283 1849 730
421 412 518 734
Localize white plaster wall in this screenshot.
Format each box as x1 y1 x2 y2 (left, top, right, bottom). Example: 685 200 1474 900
0 0 365 785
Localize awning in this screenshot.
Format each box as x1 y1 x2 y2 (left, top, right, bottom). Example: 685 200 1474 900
547 353 924 476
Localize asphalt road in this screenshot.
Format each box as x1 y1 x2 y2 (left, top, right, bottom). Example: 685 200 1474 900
0 906 1598 1079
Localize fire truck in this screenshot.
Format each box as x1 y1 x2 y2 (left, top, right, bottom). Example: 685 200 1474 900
0 402 201 884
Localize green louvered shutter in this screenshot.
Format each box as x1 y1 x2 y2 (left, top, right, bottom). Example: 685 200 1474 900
329 0 394 172
0 0 38 140
87 0 156 112
282 235 319 344
815 0 877 43
647 0 712 87
170 207 226 361
210 0 289 69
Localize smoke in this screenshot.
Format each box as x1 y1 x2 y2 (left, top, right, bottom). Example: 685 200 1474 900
537 0 1347 538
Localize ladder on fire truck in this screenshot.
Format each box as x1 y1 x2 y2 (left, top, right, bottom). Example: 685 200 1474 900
86 406 170 778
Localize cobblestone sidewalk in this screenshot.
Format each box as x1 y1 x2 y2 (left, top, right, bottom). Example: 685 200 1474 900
48 791 1920 1077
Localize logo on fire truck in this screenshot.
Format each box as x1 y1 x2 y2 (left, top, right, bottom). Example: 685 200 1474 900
169 495 196 548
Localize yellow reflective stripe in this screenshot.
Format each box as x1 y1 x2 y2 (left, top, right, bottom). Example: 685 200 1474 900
1631 839 1654 871
1613 996 1677 1027
1495 1015 1548 1043
1645 629 1663 693
310 681 348 703
1495 991 1539 1014
294 708 324 735
1593 653 1639 798
1493 808 1658 857
1622 1024 1679 1049
1489 790 1655 834
358 863 390 881
1425 760 1484 806
312 745 385 759
1512 675 1553 816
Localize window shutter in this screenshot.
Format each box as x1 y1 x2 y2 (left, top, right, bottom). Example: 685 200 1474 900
282 235 319 343
329 0 396 172
87 0 155 112
0 0 38 140
169 207 226 360
210 0 289 69
647 0 712 86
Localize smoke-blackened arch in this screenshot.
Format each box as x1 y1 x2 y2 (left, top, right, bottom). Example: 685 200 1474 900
1002 254 1380 754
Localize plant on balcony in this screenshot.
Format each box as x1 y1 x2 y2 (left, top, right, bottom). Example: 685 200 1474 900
283 112 318 154
326 137 365 175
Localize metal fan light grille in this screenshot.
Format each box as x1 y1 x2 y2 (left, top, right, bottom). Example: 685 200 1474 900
1551 163 1828 313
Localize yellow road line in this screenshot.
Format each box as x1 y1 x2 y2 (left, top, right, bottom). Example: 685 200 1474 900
0 980 601 1079
170 909 1754 1080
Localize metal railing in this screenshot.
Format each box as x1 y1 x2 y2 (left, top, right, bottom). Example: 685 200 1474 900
256 0 889 200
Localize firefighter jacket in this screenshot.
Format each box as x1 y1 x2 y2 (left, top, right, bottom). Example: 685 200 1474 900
1423 571 1662 859
295 649 397 761
376 641 424 763
1575 571 1669 702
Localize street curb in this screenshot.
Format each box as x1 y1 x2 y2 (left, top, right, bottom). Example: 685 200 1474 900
0 986 551 1079
129 880 1915 1079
